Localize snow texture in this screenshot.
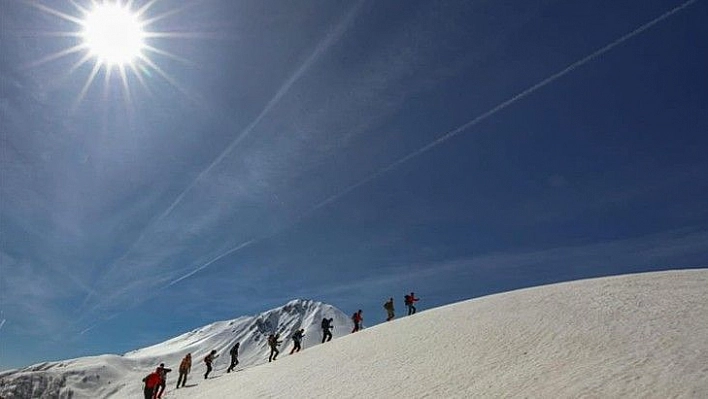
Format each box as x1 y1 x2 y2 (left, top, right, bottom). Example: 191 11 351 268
1 270 707 398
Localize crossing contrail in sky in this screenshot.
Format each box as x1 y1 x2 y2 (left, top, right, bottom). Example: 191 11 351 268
162 0 699 289
157 0 367 222
166 239 256 287
88 0 367 306
312 0 698 212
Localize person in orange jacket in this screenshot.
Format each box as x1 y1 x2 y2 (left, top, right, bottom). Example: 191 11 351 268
176 353 191 389
142 368 161 399
351 309 363 333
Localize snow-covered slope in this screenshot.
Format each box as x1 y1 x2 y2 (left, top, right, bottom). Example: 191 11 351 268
174 269 708 398
2 270 707 398
0 299 350 398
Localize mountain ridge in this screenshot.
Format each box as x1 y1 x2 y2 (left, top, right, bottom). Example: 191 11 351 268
0 299 350 398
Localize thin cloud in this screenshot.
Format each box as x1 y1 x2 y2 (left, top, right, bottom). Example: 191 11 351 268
88 0 367 303
156 0 367 222
311 0 699 212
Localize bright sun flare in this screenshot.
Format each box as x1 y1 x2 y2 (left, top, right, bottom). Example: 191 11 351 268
28 0 192 107
81 3 145 66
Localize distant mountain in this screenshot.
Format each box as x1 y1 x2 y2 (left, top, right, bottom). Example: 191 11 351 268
0 299 349 398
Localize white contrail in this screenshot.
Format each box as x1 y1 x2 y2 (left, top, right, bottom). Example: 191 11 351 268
157 0 367 222
312 0 698 211
157 0 699 289
165 239 255 287
0 319 6 331
84 1 367 309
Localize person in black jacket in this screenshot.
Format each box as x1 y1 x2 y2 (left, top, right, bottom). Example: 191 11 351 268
204 350 218 379
226 342 240 373
321 317 333 343
268 334 282 362
155 363 171 398
290 329 305 354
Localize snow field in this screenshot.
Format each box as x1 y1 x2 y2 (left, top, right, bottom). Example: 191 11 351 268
179 270 708 398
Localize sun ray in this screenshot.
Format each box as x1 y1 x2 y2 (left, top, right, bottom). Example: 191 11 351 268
69 52 95 74
74 61 103 109
103 65 113 101
27 44 86 68
118 65 133 110
143 44 192 66
140 55 189 96
28 1 85 25
143 31 225 39
26 0 196 108
135 0 161 18
141 2 197 27
16 31 81 38
129 63 151 95
68 0 89 15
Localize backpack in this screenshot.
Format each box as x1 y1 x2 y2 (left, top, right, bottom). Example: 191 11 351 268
204 355 210 364
404 295 412 305
143 372 160 389
321 318 330 329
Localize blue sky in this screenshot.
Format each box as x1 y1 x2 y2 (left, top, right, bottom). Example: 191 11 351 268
1 0 707 370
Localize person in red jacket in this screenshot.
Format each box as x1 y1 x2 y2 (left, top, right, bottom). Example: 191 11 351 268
351 309 363 333
142 368 161 399
404 292 419 315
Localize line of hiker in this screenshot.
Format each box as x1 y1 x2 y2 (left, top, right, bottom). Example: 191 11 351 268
141 291 420 395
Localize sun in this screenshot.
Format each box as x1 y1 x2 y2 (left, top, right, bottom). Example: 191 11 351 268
81 3 146 66
27 0 194 107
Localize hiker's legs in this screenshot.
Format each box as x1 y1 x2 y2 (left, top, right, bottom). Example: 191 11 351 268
155 382 165 398
204 364 212 379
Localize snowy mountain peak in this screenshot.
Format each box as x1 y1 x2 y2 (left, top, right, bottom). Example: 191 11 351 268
0 299 349 398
